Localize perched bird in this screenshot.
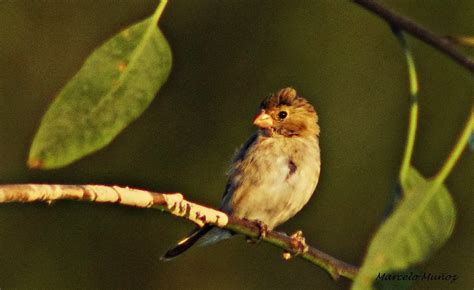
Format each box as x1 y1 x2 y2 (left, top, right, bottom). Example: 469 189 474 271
162 87 320 260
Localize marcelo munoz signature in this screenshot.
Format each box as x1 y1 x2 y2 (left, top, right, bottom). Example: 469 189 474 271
376 272 458 284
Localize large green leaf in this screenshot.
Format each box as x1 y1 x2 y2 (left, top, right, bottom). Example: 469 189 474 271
352 167 456 290
28 5 172 169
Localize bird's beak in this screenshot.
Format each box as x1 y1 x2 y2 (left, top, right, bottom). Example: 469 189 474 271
253 111 273 129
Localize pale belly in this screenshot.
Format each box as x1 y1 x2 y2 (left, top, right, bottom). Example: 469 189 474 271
227 136 320 229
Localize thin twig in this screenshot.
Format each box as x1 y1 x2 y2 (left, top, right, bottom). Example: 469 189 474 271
0 184 359 280
352 0 474 73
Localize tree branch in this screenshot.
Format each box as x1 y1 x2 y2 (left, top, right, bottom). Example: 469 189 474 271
352 0 474 73
0 184 358 280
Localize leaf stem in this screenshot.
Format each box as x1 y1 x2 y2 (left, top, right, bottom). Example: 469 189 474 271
152 0 168 24
393 29 419 186
433 108 474 186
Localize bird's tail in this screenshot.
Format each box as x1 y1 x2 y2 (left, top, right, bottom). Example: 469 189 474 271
161 225 232 261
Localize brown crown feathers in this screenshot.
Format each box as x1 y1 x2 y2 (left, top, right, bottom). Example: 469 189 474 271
257 87 319 137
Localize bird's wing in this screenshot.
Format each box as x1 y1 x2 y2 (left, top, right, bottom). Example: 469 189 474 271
220 132 259 210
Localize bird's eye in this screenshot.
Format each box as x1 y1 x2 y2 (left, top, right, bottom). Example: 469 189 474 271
278 111 288 120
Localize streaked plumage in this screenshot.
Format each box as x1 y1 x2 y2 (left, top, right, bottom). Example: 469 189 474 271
162 87 320 260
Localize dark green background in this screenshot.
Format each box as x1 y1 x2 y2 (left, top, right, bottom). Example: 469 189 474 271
0 1 472 289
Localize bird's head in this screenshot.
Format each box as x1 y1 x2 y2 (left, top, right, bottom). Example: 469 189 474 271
254 87 319 137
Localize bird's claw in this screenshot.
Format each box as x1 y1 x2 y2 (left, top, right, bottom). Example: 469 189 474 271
255 219 269 240
282 230 309 260
245 219 269 244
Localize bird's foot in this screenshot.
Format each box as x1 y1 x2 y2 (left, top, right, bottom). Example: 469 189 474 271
245 219 269 244
255 219 269 240
282 230 309 260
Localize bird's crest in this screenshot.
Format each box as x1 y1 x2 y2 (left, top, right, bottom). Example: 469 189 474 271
261 87 298 109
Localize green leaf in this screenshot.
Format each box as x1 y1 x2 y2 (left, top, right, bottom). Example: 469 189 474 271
28 3 172 169
352 167 456 290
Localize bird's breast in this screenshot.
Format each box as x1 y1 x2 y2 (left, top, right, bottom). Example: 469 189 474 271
228 135 320 229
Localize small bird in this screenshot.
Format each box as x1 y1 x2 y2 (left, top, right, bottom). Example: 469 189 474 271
162 87 321 260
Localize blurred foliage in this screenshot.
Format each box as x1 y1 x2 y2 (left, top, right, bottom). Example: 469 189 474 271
353 167 456 290
0 1 473 289
354 30 469 290
29 2 171 169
